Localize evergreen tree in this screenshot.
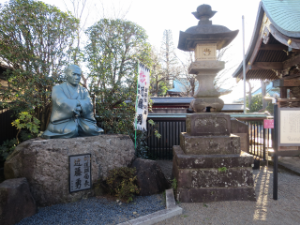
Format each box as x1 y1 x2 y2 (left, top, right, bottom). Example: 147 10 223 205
0 0 79 130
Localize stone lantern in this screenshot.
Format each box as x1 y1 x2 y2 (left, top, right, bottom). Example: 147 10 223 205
172 4 255 203
178 4 238 112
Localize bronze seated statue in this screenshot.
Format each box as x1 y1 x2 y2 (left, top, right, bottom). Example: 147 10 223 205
42 65 103 139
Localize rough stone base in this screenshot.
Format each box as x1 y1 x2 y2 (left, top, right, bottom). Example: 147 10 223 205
0 178 36 225
131 158 170 196
173 146 256 202
4 135 135 206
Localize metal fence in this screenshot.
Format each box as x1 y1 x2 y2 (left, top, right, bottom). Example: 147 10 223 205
245 120 272 161
146 115 273 160
146 118 186 160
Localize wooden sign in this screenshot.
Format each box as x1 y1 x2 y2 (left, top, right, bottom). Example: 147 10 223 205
278 108 300 146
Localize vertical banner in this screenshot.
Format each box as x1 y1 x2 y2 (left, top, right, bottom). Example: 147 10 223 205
135 63 150 131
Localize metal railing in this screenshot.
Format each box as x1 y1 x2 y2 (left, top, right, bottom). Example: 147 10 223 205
245 120 272 160
146 118 186 160
146 113 272 160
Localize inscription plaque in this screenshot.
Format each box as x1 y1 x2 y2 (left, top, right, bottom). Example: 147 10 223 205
69 154 92 193
186 113 231 136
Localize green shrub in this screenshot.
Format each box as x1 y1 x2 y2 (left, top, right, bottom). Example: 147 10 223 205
0 112 41 164
19 130 36 142
11 111 40 144
106 167 139 202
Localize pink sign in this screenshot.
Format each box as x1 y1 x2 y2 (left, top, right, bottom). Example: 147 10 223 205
264 119 274 129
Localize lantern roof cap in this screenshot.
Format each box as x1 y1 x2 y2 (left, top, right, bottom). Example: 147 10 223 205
178 4 239 51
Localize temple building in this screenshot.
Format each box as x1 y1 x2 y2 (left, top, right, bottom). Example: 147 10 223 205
232 0 300 108
166 79 232 97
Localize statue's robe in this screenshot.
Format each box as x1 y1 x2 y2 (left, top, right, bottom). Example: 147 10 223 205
42 82 103 139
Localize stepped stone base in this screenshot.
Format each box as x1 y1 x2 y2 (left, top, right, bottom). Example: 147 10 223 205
173 146 256 202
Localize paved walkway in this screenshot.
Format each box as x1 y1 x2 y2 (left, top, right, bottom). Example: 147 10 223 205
278 156 300 175
155 160 300 225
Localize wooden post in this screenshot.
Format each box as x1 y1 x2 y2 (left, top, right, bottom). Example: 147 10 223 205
280 87 287 98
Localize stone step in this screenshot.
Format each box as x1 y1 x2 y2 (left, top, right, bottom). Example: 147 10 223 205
173 165 254 189
180 133 241 155
173 146 253 169
173 146 254 188
176 187 256 202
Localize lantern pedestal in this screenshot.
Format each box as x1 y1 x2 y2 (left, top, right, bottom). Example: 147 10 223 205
172 114 256 202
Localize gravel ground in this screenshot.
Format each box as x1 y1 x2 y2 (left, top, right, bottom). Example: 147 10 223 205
154 160 300 225
17 194 165 225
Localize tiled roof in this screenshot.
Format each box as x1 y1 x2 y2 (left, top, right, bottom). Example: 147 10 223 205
151 97 193 104
151 97 245 111
263 0 300 38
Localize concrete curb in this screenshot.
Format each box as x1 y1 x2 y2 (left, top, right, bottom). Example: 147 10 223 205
278 161 300 176
267 159 300 176
118 189 182 225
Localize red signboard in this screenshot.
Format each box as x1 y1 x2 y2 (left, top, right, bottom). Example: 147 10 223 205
264 119 274 129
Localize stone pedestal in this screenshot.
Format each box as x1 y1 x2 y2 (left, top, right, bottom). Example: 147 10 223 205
173 113 256 202
188 61 225 112
4 135 135 206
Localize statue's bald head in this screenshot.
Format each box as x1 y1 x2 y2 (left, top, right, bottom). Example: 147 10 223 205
65 64 81 76
65 64 82 87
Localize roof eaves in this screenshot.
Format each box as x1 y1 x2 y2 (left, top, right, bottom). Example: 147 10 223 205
232 2 264 78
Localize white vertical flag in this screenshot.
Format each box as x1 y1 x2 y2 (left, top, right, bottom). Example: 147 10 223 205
135 63 150 131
